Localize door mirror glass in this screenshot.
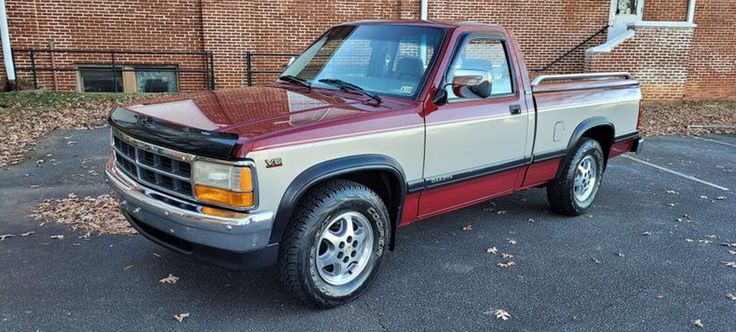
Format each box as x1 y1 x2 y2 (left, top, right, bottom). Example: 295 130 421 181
451 69 493 98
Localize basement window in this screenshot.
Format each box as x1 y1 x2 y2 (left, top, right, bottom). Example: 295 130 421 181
135 67 178 93
76 65 179 93
78 66 123 93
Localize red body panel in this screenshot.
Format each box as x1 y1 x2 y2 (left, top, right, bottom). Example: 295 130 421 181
522 159 562 188
610 138 637 158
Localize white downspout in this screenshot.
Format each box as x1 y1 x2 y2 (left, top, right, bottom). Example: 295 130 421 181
420 0 428 20
686 0 696 23
0 0 15 86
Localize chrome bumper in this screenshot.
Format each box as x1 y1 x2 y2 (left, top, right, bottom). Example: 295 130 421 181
105 158 274 252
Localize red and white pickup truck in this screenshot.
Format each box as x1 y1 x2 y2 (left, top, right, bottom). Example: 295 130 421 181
106 20 643 307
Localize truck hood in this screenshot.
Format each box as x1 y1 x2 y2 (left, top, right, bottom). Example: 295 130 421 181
110 85 401 160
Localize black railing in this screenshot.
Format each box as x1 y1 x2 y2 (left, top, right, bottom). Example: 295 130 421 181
532 26 609 73
245 51 298 86
11 48 216 91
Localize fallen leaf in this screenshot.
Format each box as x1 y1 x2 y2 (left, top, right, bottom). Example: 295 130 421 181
592 257 601 264
496 210 507 215
666 203 677 207
692 319 703 328
726 293 736 301
507 239 517 245
704 235 717 240
715 196 726 200
0 234 15 241
501 253 514 259
722 261 736 268
123 265 134 271
665 189 679 195
30 194 134 236
462 224 473 231
642 231 652 236
494 309 510 321
160 274 180 284
20 231 35 237
527 218 535 223
698 195 708 199
616 252 625 258
486 247 498 254
153 252 161 258
497 261 516 268
685 238 694 242
656 294 665 299
728 250 736 255
173 312 190 322
50 235 64 240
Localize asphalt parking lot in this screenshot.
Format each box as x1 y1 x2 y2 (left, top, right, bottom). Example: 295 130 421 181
1 129 734 331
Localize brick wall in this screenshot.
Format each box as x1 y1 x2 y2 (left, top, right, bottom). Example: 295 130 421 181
643 0 690 21
684 0 736 100
0 0 733 101
585 25 694 100
428 0 610 75
202 0 404 87
2 0 209 92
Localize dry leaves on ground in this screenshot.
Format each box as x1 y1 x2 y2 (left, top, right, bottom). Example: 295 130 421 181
494 309 511 321
640 101 736 137
0 92 150 167
173 312 190 323
30 193 134 235
692 319 704 328
159 274 180 285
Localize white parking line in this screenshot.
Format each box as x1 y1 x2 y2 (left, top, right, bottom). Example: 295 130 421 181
690 136 736 148
621 154 730 191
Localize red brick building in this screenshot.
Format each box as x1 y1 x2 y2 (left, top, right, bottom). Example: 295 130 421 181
0 0 733 101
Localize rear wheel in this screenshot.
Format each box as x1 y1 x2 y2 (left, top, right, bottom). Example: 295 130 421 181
547 138 605 216
277 180 390 308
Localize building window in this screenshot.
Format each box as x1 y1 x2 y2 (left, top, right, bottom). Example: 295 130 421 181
78 66 123 93
76 65 179 93
136 67 178 93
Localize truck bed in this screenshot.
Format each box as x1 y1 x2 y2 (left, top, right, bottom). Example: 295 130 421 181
530 73 642 158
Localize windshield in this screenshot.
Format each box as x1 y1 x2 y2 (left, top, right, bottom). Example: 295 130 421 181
281 24 446 99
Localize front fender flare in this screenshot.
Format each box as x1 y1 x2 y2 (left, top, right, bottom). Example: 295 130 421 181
268 154 407 249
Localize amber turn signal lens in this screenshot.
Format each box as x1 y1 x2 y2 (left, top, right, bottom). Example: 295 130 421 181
238 167 253 192
201 206 247 219
195 185 254 207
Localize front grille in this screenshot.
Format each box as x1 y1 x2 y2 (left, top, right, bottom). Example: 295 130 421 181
112 135 194 198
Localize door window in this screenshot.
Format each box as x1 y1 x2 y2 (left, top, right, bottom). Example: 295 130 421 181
446 38 513 101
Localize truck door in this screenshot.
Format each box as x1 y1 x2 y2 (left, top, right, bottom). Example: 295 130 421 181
418 33 530 217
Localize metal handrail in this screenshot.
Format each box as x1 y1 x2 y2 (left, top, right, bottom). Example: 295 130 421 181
532 25 609 73
245 51 299 86
531 72 633 86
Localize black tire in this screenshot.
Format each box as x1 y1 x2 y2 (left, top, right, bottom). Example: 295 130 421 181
277 179 390 308
547 138 605 216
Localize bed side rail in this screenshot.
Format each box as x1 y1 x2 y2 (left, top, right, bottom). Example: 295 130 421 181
531 72 632 86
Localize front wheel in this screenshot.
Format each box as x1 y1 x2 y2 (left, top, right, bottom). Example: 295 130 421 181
547 138 605 216
277 180 390 308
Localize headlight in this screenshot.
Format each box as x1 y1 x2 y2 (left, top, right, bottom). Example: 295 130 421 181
192 161 255 209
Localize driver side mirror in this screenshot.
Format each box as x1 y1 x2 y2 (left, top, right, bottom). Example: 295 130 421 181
451 69 493 99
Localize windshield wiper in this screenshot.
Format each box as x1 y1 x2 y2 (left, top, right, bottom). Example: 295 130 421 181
278 75 311 89
318 78 381 104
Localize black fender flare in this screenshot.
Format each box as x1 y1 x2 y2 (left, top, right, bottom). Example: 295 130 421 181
557 116 615 177
566 116 615 151
268 154 407 250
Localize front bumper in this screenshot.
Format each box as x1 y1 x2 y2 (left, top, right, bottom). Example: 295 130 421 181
105 158 278 270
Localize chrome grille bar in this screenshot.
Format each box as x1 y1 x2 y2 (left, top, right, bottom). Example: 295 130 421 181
112 132 195 200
